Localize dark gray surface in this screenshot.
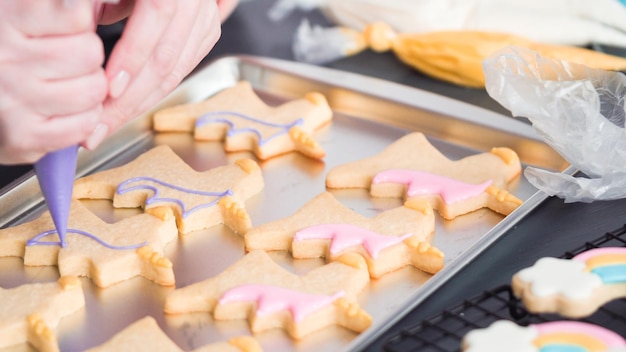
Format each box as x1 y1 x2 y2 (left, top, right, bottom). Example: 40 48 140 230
2 1 626 349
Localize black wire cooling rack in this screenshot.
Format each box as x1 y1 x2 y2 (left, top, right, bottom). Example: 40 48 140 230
382 224 626 352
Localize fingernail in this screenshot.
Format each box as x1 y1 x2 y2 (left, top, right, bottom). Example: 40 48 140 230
85 123 109 150
110 70 130 98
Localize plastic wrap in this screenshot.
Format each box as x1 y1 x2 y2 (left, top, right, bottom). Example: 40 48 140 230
483 46 626 202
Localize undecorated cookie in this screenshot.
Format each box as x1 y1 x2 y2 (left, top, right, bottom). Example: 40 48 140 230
0 276 84 352
85 316 262 352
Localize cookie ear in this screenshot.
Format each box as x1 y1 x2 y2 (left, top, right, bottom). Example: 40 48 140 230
289 126 326 159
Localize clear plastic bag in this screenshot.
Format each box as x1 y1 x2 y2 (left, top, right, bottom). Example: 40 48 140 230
483 46 626 202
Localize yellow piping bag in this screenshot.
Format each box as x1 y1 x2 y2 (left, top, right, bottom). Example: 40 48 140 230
294 21 626 88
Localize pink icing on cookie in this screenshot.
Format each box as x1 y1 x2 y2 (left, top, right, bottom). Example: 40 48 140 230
294 224 413 259
218 284 344 322
532 321 626 348
573 247 626 262
372 169 492 204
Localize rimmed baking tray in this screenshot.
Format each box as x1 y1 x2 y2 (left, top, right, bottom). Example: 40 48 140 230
0 55 571 351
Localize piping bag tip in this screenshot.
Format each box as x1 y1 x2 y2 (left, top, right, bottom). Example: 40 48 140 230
34 145 79 248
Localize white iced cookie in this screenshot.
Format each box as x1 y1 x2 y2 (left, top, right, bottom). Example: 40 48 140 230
512 247 626 317
463 320 626 352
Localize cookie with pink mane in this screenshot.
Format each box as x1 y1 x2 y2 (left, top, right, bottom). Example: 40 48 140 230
164 250 371 339
326 132 522 219
245 192 443 278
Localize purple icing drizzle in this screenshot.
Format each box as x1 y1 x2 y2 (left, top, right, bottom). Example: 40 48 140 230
195 110 303 146
116 177 233 218
26 228 147 250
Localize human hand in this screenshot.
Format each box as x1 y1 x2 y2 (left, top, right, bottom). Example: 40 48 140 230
0 0 107 164
84 0 223 149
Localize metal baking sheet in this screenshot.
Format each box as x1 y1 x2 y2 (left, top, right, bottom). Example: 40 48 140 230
0 55 570 352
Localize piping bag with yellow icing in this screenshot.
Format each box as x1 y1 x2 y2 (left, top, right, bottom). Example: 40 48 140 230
293 21 626 88
34 145 78 248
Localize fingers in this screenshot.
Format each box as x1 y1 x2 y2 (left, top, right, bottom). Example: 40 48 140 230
88 0 221 149
20 70 108 116
105 0 177 99
3 0 94 36
0 0 107 164
23 31 105 80
0 105 102 164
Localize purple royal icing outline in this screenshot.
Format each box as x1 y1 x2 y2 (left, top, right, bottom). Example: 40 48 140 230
116 177 233 218
27 228 147 250
195 110 304 146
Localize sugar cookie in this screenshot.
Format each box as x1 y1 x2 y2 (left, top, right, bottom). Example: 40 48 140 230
0 276 84 352
164 250 371 339
0 199 178 288
245 192 443 278
512 247 626 317
462 320 626 352
153 81 333 160
85 316 262 352
73 144 264 235
326 132 522 219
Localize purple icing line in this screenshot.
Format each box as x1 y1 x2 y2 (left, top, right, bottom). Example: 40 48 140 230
26 229 147 250
195 110 303 146
116 177 233 218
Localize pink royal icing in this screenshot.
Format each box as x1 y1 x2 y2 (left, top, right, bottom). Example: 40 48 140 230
372 169 492 205
573 247 626 262
532 321 626 348
294 223 413 259
218 284 344 322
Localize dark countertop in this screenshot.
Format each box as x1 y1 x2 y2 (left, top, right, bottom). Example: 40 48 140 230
3 1 626 350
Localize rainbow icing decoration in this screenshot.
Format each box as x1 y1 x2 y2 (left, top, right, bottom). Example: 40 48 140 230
294 224 413 259
372 169 492 204
517 247 626 300
573 247 626 285
195 111 303 146
116 176 233 218
218 284 344 322
463 320 626 352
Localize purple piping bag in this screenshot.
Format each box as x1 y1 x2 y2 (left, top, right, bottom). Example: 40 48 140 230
34 145 78 248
